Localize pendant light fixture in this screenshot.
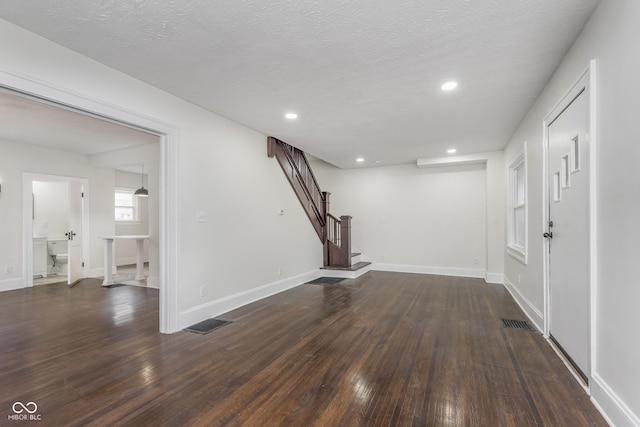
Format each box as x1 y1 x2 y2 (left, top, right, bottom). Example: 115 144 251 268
134 164 148 197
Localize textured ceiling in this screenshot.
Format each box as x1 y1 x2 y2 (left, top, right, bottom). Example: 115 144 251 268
0 0 600 168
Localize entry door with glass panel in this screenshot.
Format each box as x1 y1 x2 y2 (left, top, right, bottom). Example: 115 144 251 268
546 87 590 382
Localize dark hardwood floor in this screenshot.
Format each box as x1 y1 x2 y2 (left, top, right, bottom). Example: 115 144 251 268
0 272 606 426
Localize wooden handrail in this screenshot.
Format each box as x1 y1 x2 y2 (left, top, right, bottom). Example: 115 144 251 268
268 136 352 269
279 142 325 224
268 137 326 240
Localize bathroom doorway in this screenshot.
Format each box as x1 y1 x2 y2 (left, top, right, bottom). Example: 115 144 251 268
26 173 88 287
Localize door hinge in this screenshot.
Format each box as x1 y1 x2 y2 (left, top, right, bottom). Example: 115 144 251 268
81 192 84 198
82 262 85 267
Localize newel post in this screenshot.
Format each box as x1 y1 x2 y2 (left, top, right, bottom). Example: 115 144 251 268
340 215 352 267
267 136 277 158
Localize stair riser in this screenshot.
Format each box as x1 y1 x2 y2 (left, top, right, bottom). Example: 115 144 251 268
320 264 371 279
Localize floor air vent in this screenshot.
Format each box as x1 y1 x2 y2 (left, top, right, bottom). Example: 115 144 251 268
185 318 231 335
306 277 345 285
501 318 535 331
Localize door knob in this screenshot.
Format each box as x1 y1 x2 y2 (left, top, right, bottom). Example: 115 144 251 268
543 232 553 239
65 231 77 240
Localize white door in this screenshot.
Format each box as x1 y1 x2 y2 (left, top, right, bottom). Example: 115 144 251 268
67 181 84 286
546 88 590 381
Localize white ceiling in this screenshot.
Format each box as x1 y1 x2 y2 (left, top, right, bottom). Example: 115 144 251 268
0 90 158 156
0 0 600 168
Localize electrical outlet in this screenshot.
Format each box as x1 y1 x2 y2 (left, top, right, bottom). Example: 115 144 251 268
196 211 206 223
199 285 207 297
4 266 13 274
473 258 479 265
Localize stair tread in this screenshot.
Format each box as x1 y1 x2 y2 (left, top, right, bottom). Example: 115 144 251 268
322 261 372 271
351 252 362 257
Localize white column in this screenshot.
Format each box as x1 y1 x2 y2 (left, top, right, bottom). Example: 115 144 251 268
135 238 146 280
102 238 115 286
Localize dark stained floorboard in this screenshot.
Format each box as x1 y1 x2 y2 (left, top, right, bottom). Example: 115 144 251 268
0 272 606 426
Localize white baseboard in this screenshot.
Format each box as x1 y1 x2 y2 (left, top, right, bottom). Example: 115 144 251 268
591 372 640 427
503 276 639 426
484 272 504 284
372 263 486 280
179 269 321 330
0 277 25 292
503 276 543 332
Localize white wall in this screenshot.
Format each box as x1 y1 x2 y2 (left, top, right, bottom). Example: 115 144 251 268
0 18 322 326
312 159 493 279
0 139 115 290
113 170 150 266
503 1 640 424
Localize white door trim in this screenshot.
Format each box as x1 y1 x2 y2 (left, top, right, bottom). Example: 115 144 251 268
1 68 180 334
542 60 598 387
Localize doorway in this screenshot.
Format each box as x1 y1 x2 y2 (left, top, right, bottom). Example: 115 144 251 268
31 179 85 286
1 71 179 333
25 174 88 287
543 64 596 386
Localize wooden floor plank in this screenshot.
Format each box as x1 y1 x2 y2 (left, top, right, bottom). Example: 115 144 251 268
0 272 606 426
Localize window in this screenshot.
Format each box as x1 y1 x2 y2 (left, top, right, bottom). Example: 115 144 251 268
115 188 139 222
570 135 580 173
507 148 527 264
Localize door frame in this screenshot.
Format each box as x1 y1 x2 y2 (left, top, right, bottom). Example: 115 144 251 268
24 174 89 286
1 69 180 334
542 60 598 387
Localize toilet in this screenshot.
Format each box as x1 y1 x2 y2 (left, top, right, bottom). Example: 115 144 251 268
47 238 68 274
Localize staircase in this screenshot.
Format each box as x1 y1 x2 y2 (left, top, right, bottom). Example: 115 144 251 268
268 136 371 277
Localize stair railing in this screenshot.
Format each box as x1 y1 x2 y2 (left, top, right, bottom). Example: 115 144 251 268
325 214 351 268
281 141 326 224
268 136 352 268
268 137 326 240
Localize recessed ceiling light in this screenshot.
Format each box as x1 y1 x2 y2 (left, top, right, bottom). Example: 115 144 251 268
447 148 457 154
356 157 365 163
441 81 458 91
285 112 298 119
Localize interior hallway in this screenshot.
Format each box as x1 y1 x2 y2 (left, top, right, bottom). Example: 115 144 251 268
0 272 605 426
